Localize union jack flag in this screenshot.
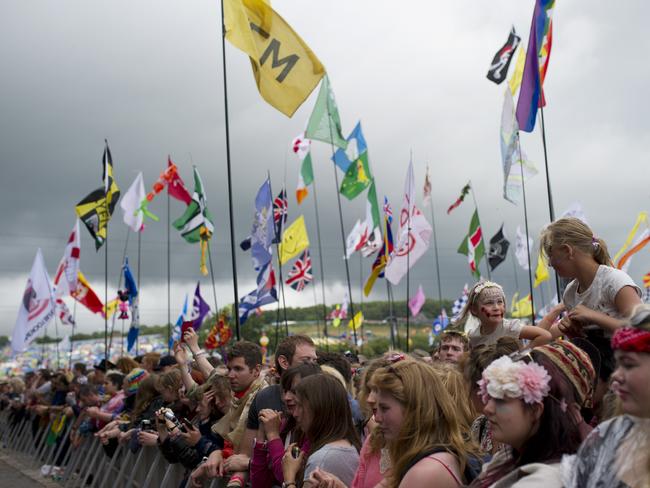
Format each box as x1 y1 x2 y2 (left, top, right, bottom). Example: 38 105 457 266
286 250 312 291
273 189 288 243
383 196 393 224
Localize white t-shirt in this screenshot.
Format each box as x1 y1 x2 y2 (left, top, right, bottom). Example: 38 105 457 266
562 265 641 335
467 318 524 348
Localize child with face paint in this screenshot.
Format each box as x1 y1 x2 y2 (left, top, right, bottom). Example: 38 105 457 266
459 281 552 350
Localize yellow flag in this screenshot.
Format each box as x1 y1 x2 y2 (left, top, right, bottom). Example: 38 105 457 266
508 47 526 95
224 0 325 117
279 215 309 264
612 212 649 264
348 311 364 330
103 298 119 318
511 294 533 318
510 291 519 315
534 253 550 288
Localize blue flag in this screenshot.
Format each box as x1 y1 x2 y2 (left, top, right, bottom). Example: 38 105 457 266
332 122 368 172
239 262 278 325
168 294 189 349
251 179 274 271
123 258 138 304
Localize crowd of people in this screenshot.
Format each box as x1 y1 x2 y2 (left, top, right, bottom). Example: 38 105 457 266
1 216 649 487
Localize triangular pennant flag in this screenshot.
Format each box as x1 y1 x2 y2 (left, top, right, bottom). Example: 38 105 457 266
305 75 347 149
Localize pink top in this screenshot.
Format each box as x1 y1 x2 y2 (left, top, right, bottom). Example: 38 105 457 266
352 434 385 488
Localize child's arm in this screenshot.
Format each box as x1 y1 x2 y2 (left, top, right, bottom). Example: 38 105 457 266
519 325 552 348
537 303 565 331
567 286 642 333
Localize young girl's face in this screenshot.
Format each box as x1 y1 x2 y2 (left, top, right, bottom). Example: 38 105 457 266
547 243 574 278
612 350 650 418
474 290 505 327
282 375 302 416
483 396 540 450
294 395 313 432
373 390 405 441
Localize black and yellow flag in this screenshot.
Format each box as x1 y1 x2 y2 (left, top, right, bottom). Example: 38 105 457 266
75 141 120 250
224 0 325 117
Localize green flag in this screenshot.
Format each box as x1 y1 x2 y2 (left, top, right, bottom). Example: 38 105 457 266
339 152 371 200
305 75 347 149
173 167 215 243
367 180 380 229
457 209 485 279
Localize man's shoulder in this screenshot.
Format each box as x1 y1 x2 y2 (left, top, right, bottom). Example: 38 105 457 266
253 383 282 407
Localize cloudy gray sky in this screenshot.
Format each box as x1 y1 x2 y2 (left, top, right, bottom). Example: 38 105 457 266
1 0 649 336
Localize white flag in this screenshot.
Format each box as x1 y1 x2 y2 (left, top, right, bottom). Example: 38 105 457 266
515 226 533 270
345 220 365 258
561 202 588 224
500 88 537 204
12 249 56 355
385 161 433 285
53 220 81 298
120 172 146 232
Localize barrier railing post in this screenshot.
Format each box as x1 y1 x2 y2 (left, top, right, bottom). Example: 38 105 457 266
78 439 104 487
31 419 54 466
45 419 73 473
141 450 163 488
124 445 147 488
96 442 124 488
62 437 91 486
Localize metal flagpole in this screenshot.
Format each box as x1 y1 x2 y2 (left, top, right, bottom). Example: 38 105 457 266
136 229 142 355
268 175 289 336
516 133 536 324
69 300 76 369
219 0 241 340
426 168 444 308
539 107 562 299
405 153 413 352
310 173 330 351
326 121 358 347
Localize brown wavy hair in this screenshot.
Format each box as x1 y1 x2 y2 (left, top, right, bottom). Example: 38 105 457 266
371 359 479 488
294 374 361 455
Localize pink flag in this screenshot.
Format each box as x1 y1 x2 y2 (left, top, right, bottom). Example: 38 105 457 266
408 285 426 317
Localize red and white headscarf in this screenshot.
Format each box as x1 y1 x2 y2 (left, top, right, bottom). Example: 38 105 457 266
611 327 650 353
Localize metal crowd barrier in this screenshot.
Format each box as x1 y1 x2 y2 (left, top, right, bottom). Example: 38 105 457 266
0 410 224 488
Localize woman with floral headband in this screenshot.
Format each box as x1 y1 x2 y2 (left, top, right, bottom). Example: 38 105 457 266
470 340 595 487
562 304 650 488
457 281 552 349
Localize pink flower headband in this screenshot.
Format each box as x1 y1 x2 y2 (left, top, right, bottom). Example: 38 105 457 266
478 355 551 406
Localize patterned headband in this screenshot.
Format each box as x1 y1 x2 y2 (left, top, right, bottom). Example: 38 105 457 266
611 327 650 353
472 281 505 304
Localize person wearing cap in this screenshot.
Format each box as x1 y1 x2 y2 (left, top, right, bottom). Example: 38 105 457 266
469 340 596 487
562 304 650 487
157 355 178 373
92 359 116 395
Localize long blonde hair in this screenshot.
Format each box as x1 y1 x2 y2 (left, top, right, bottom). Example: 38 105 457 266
539 217 612 266
370 359 478 487
432 363 477 430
